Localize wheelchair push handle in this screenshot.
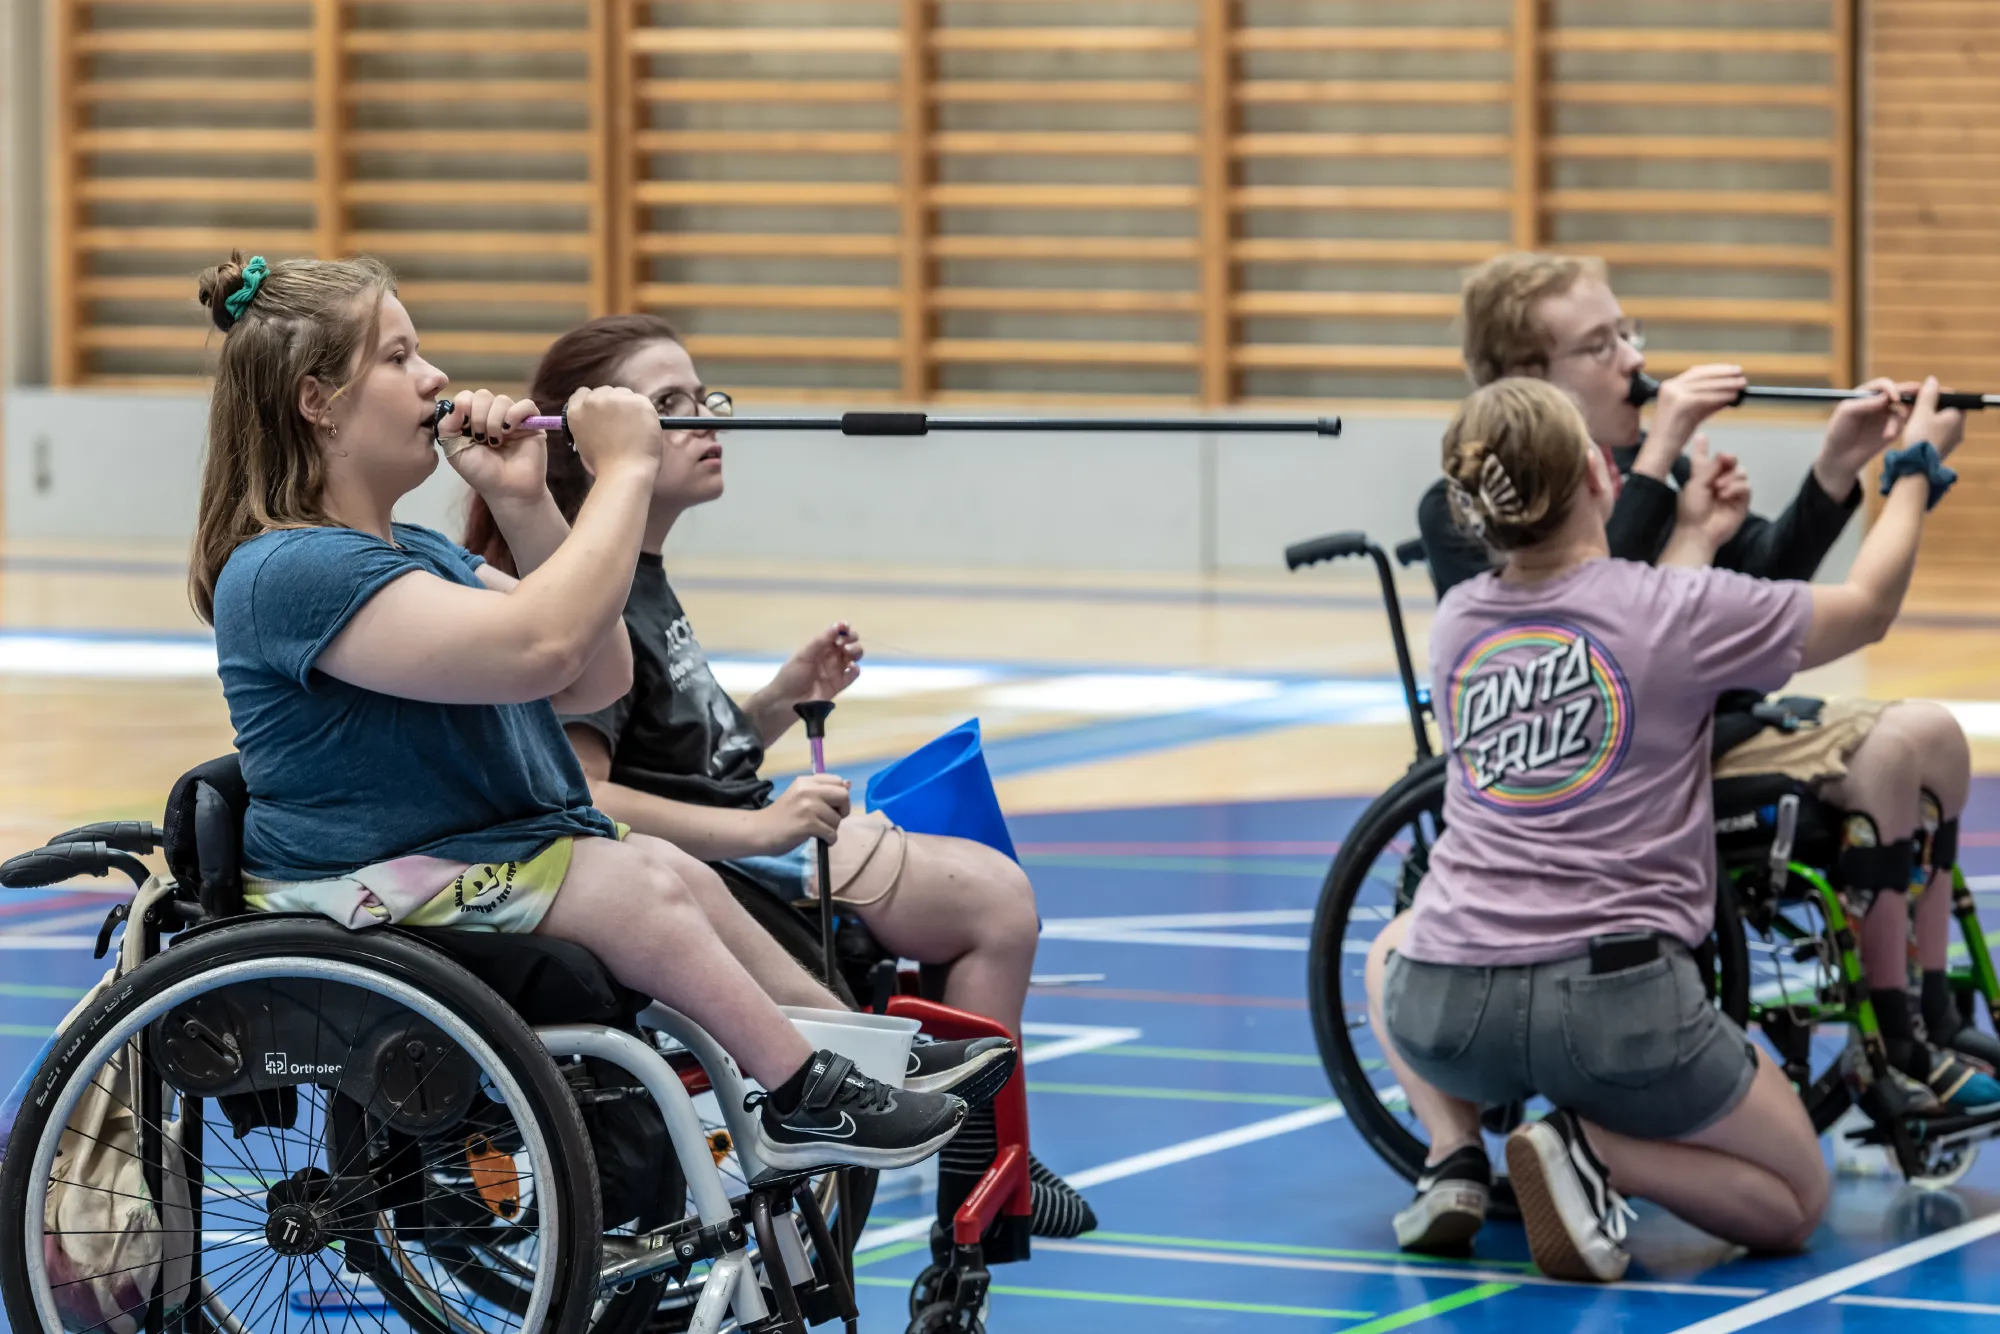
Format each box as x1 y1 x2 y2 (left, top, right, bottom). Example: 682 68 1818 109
1283 529 1433 763
1284 531 1372 570
48 820 162 856
1 840 151 891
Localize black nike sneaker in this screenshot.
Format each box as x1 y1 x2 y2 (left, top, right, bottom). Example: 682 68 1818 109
751 1050 967 1172
906 1035 1018 1104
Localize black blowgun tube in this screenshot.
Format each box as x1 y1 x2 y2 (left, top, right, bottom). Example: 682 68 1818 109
1627 371 2000 413
430 400 1344 438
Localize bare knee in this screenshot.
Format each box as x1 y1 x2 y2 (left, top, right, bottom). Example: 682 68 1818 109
964 852 1040 953
1894 701 1972 812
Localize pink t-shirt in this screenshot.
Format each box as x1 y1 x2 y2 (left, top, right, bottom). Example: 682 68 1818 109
1400 558 1814 966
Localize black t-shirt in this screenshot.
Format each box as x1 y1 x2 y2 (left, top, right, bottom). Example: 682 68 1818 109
560 554 773 811
1416 439 1861 601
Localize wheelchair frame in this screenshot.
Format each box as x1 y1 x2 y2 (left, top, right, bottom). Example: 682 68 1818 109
2 802 1031 1334
1287 529 2000 1187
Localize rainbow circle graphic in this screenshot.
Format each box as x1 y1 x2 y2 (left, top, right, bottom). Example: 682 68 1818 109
1446 620 1633 813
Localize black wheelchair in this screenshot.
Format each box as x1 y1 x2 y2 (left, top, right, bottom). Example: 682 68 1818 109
1287 531 2000 1206
0 754 1027 1334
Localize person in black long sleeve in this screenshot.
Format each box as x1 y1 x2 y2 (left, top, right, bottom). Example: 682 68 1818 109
1419 253 1889 600
1408 252 2000 1107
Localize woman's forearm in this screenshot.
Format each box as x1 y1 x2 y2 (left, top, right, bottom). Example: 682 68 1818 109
504 462 655 687
588 777 777 860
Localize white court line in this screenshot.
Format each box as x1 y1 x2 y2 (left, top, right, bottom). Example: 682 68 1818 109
1666 1208 2000 1333
1038 1238 1765 1300
1042 929 1310 952
854 1100 1350 1253
0 935 99 951
1021 1022 1144 1066
1042 910 1313 933
1833 1293 2000 1317
11 908 119 935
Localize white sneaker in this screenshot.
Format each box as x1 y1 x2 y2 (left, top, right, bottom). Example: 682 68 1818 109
1392 1145 1490 1253
1505 1110 1635 1283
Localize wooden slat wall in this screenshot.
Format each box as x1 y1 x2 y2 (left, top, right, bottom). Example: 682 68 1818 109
55 0 606 386
52 0 1853 404
1865 0 1996 588
1540 0 1849 390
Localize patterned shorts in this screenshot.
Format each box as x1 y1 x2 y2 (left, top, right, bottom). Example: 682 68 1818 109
244 830 619 934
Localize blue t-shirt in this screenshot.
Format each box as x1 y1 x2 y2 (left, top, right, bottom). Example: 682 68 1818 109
214 523 617 881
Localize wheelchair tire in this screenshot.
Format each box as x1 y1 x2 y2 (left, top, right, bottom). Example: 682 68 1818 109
0 916 604 1334
1308 759 1752 1211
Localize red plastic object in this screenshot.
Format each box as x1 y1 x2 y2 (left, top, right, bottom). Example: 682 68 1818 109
886 995 1032 1245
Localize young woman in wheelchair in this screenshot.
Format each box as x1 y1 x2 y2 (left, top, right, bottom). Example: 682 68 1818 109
1368 373 1963 1282
1416 252 1998 1117
186 251 992 1175
461 314 1096 1241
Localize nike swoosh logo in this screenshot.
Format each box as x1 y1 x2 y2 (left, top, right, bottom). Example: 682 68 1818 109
787 1112 858 1139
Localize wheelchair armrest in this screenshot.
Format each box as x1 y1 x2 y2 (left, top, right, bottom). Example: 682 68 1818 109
48 821 164 856
2 840 151 890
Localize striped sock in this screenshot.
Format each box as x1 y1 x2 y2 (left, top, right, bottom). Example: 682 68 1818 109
1026 1153 1096 1239
932 1105 1097 1239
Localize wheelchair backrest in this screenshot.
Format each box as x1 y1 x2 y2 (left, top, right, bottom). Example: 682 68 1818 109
163 754 248 917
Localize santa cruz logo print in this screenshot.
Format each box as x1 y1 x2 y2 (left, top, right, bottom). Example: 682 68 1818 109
1447 620 1632 813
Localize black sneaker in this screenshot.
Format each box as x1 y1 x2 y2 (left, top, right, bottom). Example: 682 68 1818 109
1393 1144 1490 1254
751 1050 967 1172
1505 1110 1634 1282
906 1036 1018 1103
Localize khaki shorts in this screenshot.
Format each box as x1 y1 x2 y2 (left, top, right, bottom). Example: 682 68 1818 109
1712 697 1890 786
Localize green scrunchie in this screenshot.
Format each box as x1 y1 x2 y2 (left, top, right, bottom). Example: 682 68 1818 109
223 256 269 321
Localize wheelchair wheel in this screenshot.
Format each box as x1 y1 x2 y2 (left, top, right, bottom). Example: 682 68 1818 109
637 872 878 1333
0 917 602 1334
1309 759 1751 1212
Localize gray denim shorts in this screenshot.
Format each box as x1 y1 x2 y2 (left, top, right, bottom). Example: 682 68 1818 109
1382 942 1758 1141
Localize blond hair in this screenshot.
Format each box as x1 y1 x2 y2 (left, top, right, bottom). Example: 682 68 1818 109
1459 252 1607 387
189 250 398 623
1441 377 1594 552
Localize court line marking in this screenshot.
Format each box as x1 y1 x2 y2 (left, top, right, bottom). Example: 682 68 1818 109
1083 1228 1534 1272
1664 1208 2000 1333
1832 1293 2000 1316
854 1101 1349 1252
1037 1239 1765 1299
1019 1022 1145 1065
853 1273 1377 1321
0 935 98 951
1336 1283 1517 1334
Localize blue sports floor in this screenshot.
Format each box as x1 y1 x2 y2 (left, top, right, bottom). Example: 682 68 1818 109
11 789 2000 1332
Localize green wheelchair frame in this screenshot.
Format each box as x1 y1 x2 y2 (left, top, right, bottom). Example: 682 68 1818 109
1288 529 2000 1194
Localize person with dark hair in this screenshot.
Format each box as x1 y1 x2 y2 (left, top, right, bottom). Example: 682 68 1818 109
466 317 1097 1244
191 251 984 1175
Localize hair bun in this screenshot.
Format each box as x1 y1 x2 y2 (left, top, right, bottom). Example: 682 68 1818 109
196 251 248 333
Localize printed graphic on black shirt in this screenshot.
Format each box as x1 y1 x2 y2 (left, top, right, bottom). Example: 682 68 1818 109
1444 619 1633 814
562 558 774 811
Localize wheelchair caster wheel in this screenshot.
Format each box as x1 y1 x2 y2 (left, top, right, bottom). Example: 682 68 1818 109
907 1300 984 1334
909 1262 948 1318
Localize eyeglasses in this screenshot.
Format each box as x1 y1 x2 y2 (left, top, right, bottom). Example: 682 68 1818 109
1553 319 1646 367
657 389 734 420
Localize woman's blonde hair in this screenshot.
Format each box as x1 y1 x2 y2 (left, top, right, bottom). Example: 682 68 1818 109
189 250 399 623
1459 252 1606 387
1441 377 1595 552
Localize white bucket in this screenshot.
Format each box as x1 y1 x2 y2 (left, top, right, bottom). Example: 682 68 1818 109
781 1007 921 1088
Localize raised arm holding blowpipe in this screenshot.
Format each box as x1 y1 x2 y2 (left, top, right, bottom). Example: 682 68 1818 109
1628 371 2000 413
